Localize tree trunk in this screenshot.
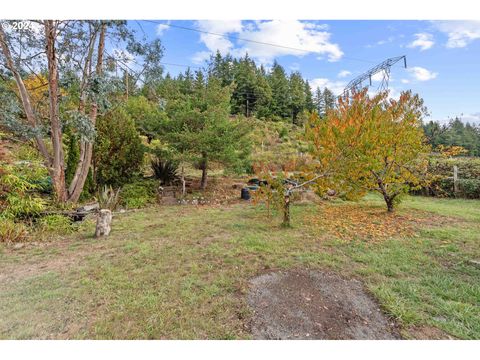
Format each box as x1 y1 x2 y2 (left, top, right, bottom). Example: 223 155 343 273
200 165 208 191
282 191 291 227
67 22 106 203
45 20 67 202
385 196 394 213
0 24 51 165
200 155 208 190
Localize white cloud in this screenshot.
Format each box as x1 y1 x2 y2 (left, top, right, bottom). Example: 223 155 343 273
191 20 243 63
371 71 385 82
156 23 170 36
407 66 438 81
337 70 351 78
192 20 343 65
377 36 395 45
408 33 434 50
462 113 480 124
401 79 410 84
365 36 396 48
433 21 480 48
309 78 346 95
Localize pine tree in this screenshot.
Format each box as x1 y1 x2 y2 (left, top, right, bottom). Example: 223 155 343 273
232 54 258 117
268 61 290 119
162 76 251 190
313 87 324 116
304 80 315 112
323 87 336 115
289 71 306 124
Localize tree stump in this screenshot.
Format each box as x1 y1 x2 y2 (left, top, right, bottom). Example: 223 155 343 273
95 209 112 237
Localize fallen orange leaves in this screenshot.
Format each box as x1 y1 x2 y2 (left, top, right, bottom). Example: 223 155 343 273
304 203 444 242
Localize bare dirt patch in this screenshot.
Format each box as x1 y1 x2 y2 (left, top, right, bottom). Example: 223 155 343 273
247 269 400 339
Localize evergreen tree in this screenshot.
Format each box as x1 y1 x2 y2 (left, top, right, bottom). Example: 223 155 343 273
322 87 336 116
313 87 323 115
162 76 251 190
268 61 291 119
94 108 145 188
304 80 315 112
231 54 258 117
289 71 306 124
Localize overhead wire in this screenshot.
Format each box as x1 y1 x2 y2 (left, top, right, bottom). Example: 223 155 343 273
143 20 377 64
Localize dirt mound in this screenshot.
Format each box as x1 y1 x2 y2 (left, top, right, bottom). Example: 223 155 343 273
247 270 400 340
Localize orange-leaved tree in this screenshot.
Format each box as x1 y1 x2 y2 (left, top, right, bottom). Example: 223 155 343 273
305 89 430 212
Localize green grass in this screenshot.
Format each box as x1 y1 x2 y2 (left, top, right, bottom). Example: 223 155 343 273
0 195 479 339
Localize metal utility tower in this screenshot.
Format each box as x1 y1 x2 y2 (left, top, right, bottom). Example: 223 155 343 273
340 55 407 98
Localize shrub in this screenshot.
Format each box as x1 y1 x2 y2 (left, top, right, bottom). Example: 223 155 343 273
419 156 480 199
0 217 28 243
36 214 74 235
96 185 121 210
120 179 158 209
94 108 145 188
458 179 480 199
0 166 46 219
150 158 179 185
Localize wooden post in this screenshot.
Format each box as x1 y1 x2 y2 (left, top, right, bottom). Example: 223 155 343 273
181 166 186 197
282 191 290 227
453 165 458 197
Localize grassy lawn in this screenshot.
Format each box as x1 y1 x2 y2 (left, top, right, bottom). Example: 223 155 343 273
0 194 479 339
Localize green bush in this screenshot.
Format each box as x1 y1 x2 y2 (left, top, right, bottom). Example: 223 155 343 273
94 108 145 188
0 165 46 219
420 156 480 199
120 179 158 209
36 214 74 235
151 158 179 185
458 179 480 199
0 217 28 243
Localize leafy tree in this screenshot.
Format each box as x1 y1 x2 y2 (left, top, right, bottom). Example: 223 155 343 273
163 76 251 190
93 108 144 188
0 20 163 203
125 96 168 143
305 89 430 212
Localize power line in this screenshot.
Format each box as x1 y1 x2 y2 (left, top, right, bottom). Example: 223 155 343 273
143 20 376 64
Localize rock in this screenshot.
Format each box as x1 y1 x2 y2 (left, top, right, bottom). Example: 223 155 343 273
95 209 112 237
468 259 480 268
191 199 198 205
326 189 336 196
76 203 99 212
13 243 25 250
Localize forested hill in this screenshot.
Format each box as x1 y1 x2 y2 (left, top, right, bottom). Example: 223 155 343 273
156 51 337 124
424 118 480 156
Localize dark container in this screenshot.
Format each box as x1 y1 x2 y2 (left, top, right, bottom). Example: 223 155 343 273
241 187 251 200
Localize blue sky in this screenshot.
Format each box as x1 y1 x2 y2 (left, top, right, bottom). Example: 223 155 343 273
126 20 480 123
